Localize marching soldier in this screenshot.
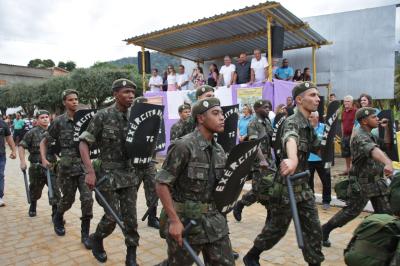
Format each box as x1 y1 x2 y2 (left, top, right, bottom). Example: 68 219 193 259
322 107 393 247
156 98 234 265
18 110 60 218
79 79 140 265
40 89 93 249
170 104 191 142
233 99 274 221
243 82 324 266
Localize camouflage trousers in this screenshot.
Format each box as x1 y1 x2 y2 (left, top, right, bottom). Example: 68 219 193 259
328 194 392 228
165 234 234 266
254 197 324 264
135 163 158 208
237 171 262 206
94 185 139 247
57 173 93 219
28 164 60 206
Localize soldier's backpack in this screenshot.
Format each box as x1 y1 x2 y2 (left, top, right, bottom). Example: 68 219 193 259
344 214 400 266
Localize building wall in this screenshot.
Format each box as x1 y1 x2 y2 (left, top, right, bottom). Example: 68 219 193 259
0 64 54 87
283 5 397 99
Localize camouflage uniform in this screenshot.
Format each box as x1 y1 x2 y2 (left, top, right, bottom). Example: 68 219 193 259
325 127 391 229
251 110 324 264
156 129 234 266
178 117 196 139
135 160 158 211
170 119 187 142
80 104 140 247
19 126 60 205
237 116 274 206
45 113 93 218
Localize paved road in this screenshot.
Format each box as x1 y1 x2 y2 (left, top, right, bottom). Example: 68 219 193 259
0 153 366 265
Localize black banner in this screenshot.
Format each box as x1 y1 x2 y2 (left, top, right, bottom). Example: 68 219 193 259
272 112 286 164
74 109 99 159
217 104 239 154
320 101 340 166
378 110 399 161
214 139 261 214
126 103 164 164
155 118 166 152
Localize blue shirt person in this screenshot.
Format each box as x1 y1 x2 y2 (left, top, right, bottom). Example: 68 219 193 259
274 58 294 81
238 104 253 143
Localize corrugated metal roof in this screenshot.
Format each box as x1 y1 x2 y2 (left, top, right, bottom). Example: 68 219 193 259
124 1 331 62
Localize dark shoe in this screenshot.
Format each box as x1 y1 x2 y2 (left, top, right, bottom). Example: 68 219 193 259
81 219 92 250
322 223 332 247
29 201 37 217
147 207 160 229
232 250 239 260
51 205 66 225
91 234 107 263
233 201 244 222
53 212 65 236
126 246 138 266
309 263 321 266
243 253 260 266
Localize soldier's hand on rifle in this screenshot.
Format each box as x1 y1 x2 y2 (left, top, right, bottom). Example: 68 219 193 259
384 163 394 177
85 171 96 190
20 161 27 171
280 158 297 176
41 159 51 169
169 219 184 247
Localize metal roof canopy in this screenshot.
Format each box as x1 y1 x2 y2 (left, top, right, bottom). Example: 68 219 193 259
124 1 331 63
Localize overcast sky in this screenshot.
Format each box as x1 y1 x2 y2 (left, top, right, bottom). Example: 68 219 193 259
0 0 398 68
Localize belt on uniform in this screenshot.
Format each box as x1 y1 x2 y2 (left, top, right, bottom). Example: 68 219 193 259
173 201 216 214
102 161 133 170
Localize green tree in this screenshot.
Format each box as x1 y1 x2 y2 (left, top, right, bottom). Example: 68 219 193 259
65 61 76 71
28 58 55 68
58 61 66 69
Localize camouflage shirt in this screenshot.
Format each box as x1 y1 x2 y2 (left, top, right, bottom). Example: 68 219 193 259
350 127 384 180
20 126 56 163
156 128 229 244
169 119 186 142
247 115 274 163
80 104 137 189
280 110 319 173
45 113 82 176
179 117 196 137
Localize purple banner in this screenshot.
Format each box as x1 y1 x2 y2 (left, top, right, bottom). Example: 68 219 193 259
145 79 297 154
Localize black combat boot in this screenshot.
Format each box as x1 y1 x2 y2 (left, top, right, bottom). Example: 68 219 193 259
322 223 334 247
243 246 262 266
81 219 92 250
51 205 66 225
309 263 321 266
147 207 160 229
126 246 138 266
53 211 65 236
91 234 107 263
29 201 37 217
233 201 244 222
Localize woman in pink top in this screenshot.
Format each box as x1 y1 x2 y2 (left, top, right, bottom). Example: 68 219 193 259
167 65 177 91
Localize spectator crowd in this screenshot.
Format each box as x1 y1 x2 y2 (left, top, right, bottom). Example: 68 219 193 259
147 49 313 92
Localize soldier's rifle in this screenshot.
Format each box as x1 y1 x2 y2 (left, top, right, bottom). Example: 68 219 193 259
40 165 54 201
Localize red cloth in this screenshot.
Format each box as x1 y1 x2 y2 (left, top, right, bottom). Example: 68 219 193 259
342 108 356 136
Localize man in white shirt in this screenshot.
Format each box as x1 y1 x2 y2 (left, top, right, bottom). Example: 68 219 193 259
176 65 190 90
250 49 269 83
148 68 163 92
219 56 236 87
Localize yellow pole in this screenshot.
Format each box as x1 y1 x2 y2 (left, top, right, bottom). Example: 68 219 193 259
266 16 272 81
312 46 317 84
141 46 146 93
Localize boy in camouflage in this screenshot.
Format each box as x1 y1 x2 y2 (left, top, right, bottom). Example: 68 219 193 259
322 107 393 247
18 110 60 218
80 79 140 265
40 90 93 249
156 97 234 266
243 82 324 266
